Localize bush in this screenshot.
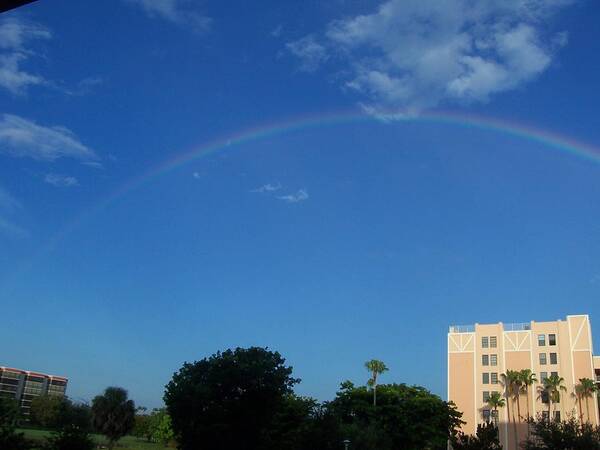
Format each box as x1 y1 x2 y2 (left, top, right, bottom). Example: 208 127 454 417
523 416 600 449
43 425 95 450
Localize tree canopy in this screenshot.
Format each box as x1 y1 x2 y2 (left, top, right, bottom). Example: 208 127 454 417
91 387 136 449
164 346 300 450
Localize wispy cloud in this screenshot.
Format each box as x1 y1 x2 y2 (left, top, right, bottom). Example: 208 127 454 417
0 185 26 238
125 0 212 33
286 35 328 73
44 173 79 187
0 17 51 95
277 189 309 203
251 182 282 193
287 0 573 115
0 114 98 162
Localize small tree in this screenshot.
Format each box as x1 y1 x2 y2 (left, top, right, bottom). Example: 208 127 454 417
364 359 388 407
30 395 64 429
91 387 135 449
152 410 175 447
486 391 505 424
575 378 597 424
451 421 502 450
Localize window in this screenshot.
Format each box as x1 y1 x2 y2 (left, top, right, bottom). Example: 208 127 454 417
491 409 499 424
542 411 549 421
549 334 557 346
483 373 489 384
540 372 548 382
491 373 498 384
551 371 558 378
539 353 547 365
490 355 498 366
490 336 497 348
554 411 561 421
482 337 489 348
483 409 491 421
541 391 549 403
483 391 490 402
538 334 546 346
550 353 557 364
482 355 489 366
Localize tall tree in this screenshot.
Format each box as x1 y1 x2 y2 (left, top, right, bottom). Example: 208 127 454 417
164 347 300 450
519 369 537 422
575 378 597 423
364 359 388 407
502 370 520 450
91 387 136 449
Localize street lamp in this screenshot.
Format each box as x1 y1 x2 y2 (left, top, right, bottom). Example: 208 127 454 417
343 439 351 450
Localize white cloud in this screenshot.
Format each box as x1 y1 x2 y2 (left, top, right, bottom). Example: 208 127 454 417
44 173 79 187
126 0 212 32
0 114 97 162
288 0 573 114
277 189 309 203
0 185 20 212
251 182 282 193
286 36 328 72
0 18 51 94
0 185 26 238
271 25 283 38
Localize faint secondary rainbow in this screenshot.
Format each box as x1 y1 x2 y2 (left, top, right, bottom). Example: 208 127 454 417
35 109 600 256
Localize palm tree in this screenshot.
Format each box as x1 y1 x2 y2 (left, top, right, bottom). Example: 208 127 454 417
542 374 567 423
364 359 388 407
519 369 537 422
92 386 136 450
501 370 520 450
486 391 505 425
575 378 597 423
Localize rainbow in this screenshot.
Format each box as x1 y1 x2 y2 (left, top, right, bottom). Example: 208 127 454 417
34 109 600 257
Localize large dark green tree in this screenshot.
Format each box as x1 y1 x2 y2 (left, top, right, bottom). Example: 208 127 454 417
164 347 300 450
91 387 136 449
326 381 464 450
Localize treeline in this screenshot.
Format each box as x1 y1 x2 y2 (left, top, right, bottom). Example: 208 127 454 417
0 386 136 450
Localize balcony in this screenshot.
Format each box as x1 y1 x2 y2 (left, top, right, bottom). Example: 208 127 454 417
504 322 532 331
449 324 475 333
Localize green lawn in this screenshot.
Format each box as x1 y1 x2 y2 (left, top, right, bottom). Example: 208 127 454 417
17 428 171 449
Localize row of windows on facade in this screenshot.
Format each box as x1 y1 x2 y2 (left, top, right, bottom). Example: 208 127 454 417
481 353 558 366
481 334 557 348
483 371 559 385
482 410 560 422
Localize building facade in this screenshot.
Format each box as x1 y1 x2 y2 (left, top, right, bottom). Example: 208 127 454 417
448 315 600 450
0 366 68 417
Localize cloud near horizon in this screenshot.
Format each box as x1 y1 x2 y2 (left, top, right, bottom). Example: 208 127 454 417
287 0 574 116
0 114 98 162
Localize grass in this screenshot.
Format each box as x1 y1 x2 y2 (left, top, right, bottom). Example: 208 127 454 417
17 428 171 449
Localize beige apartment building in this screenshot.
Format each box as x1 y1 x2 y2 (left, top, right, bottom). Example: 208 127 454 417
448 315 600 450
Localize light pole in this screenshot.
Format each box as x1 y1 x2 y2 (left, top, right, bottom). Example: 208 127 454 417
343 439 351 450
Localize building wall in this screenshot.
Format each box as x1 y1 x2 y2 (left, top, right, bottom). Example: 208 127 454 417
0 366 68 417
448 315 598 450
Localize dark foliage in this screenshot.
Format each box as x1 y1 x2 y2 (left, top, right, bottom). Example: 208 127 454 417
164 347 299 450
326 381 464 450
523 416 600 449
451 421 502 450
0 396 30 450
42 425 95 450
91 387 136 449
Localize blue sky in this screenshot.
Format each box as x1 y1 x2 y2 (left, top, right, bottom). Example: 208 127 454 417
2 0 600 409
